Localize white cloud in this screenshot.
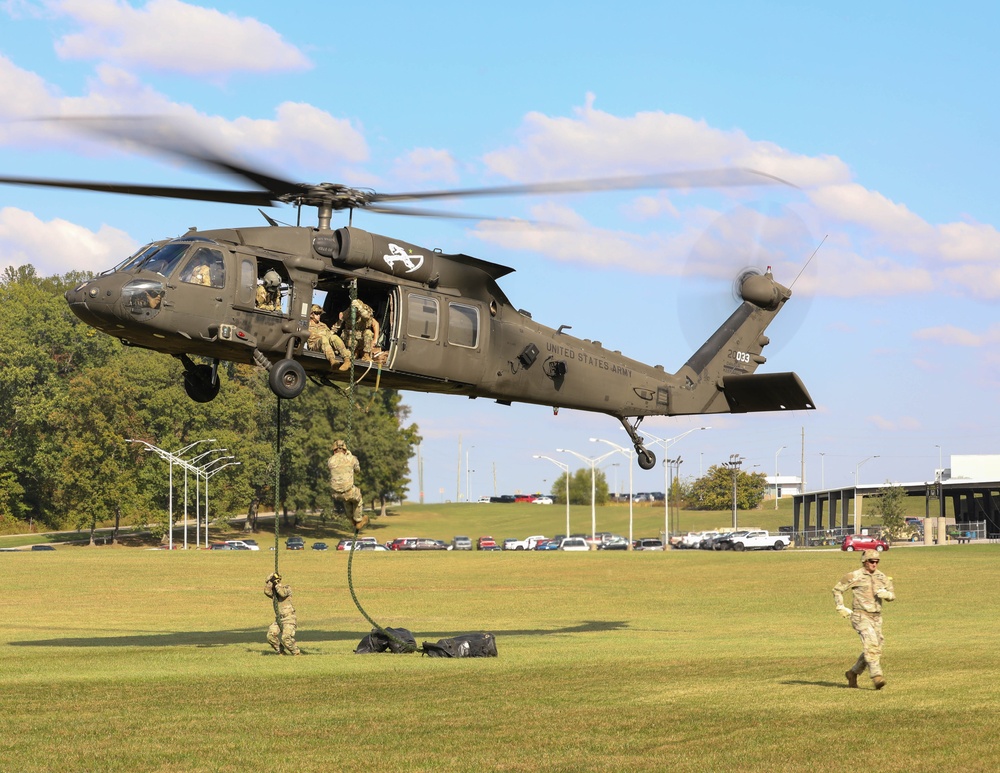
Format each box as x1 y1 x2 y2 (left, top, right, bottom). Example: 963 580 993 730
482 93 851 186
867 415 922 431
390 148 460 187
914 323 1000 347
0 206 137 275
49 0 311 77
0 57 368 179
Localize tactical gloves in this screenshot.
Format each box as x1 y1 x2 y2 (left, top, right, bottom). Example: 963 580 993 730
876 589 895 601
837 605 852 618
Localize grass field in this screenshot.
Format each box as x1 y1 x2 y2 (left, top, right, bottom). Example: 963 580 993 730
3 505 998 772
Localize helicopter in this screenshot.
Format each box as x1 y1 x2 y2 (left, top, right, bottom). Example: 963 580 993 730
1 118 814 469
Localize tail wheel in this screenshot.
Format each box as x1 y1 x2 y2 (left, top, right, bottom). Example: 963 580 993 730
268 358 306 399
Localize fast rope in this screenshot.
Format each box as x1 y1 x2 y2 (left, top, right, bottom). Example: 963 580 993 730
273 395 282 574
341 280 408 649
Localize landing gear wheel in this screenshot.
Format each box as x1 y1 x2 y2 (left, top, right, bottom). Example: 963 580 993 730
183 364 220 403
268 359 306 399
637 447 656 470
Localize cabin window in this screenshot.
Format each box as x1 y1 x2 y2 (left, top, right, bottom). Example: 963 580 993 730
136 241 189 277
407 294 439 340
178 246 226 289
239 260 256 305
448 302 479 349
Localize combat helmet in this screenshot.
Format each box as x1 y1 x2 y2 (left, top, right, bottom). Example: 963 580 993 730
861 549 881 563
310 304 323 314
332 439 348 452
262 269 282 291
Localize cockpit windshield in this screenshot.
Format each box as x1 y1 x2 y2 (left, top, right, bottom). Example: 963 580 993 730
135 241 192 277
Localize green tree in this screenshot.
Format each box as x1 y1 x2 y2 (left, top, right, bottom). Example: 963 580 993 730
689 465 767 510
562 467 609 506
870 482 907 541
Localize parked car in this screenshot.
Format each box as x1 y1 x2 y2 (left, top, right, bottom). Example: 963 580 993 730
286 537 304 550
355 542 389 551
30 544 56 551
477 496 492 503
598 537 629 550
311 542 328 551
388 537 418 551
514 494 536 503
208 542 232 550
633 538 664 551
841 534 889 552
532 496 554 505
534 539 561 551
452 536 473 550
477 536 497 550
559 537 590 551
225 540 259 551
413 538 448 550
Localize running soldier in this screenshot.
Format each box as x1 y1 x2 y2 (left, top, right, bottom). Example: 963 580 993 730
328 439 367 531
264 572 300 655
833 549 896 689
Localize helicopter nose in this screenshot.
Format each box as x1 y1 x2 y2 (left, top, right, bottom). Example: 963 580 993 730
65 278 122 329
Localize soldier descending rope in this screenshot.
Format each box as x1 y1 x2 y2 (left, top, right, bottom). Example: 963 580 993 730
328 439 368 531
264 572 300 656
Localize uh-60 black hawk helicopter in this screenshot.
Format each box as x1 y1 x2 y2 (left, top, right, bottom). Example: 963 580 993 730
1 118 814 470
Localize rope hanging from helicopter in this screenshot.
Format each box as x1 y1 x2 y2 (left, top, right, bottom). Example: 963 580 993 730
339 278 408 648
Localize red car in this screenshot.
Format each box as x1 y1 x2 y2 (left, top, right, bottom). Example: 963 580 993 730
841 534 889 552
477 536 497 550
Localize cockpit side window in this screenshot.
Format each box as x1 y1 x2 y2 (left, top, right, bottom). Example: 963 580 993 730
179 246 226 288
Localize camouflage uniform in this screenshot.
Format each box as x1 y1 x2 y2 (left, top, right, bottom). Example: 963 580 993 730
339 299 379 362
307 305 351 370
264 573 300 655
833 550 895 687
255 284 279 311
328 440 366 530
188 264 212 286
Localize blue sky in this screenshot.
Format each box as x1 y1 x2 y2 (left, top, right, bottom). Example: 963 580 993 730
2 1 999 503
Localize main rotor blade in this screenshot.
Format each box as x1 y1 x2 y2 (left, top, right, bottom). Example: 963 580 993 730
0 174 277 206
32 115 305 198
371 168 797 204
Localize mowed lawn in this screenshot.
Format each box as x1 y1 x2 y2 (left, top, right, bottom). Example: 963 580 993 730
3 543 999 772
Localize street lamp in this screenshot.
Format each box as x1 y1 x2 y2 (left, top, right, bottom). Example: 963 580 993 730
533 455 571 538
774 445 786 509
203 460 241 546
591 438 634 549
722 455 744 530
819 452 826 489
854 455 880 532
643 427 711 545
666 456 683 536
557 447 617 540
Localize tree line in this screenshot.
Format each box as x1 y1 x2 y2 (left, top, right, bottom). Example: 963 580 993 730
548 464 768 510
0 265 420 540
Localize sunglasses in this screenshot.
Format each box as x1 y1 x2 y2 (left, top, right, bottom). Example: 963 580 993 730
865 559 880 564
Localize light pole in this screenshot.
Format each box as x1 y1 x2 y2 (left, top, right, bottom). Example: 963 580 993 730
557 447 617 540
466 446 475 503
819 452 826 489
203 460 241 546
667 456 683 537
643 427 711 546
723 455 744 530
533 455 571 538
591 438 633 549
774 445 786 509
854 455 880 533
935 444 942 481
191 449 228 547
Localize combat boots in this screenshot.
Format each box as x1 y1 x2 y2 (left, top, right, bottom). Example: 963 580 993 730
353 512 370 532
873 675 887 690
338 357 351 372
845 670 858 688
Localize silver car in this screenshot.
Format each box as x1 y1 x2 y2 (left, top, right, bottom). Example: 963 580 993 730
451 536 473 550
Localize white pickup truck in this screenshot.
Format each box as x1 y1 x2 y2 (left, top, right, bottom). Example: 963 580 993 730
729 530 791 551
504 535 547 550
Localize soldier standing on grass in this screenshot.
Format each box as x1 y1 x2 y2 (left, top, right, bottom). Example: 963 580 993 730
833 549 895 689
264 572 300 655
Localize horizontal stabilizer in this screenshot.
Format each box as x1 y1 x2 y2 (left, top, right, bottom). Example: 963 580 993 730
722 372 815 413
